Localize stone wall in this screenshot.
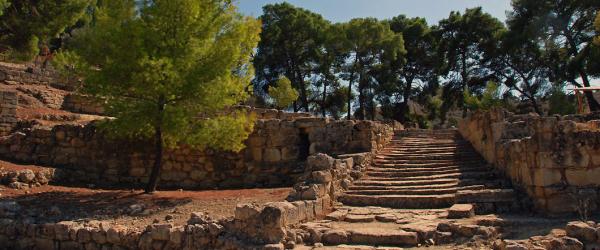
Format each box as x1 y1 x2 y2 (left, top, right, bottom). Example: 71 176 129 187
0 117 393 190
0 90 17 136
459 108 600 214
61 94 105 115
0 153 369 250
0 62 76 90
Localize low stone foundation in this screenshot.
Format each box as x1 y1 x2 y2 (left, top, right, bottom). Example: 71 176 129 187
459 108 600 214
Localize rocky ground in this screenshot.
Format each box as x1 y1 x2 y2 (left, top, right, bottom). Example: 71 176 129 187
0 161 291 229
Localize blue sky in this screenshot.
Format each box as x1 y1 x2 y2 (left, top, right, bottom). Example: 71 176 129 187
236 0 513 24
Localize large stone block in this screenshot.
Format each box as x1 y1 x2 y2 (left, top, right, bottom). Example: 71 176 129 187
566 168 600 186
263 148 281 163
532 168 564 187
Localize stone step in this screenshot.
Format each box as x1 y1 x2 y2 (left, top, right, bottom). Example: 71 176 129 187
348 182 460 191
366 167 491 177
381 148 476 154
373 160 485 167
353 178 459 187
456 189 516 203
363 172 497 182
378 152 481 158
344 187 459 196
348 184 486 192
345 228 418 247
339 194 456 209
375 155 483 161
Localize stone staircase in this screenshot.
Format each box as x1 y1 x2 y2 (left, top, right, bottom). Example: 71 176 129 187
339 129 518 213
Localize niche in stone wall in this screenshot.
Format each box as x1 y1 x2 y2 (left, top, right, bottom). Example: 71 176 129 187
299 128 310 161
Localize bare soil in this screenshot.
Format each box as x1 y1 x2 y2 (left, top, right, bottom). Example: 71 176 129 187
0 161 291 229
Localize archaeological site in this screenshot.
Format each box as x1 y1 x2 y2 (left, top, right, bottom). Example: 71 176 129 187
1 1 600 250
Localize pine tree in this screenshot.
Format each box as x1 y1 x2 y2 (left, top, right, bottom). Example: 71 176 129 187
0 0 91 61
62 0 261 193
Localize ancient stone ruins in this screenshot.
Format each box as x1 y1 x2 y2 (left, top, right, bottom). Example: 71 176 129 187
1 62 600 250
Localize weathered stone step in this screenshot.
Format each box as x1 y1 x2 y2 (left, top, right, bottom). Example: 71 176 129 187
366 166 491 177
381 148 475 154
456 189 516 203
345 187 459 196
339 194 456 209
375 154 482 161
363 172 496 182
349 182 460 191
345 228 418 247
379 151 480 157
373 160 485 167
353 178 458 187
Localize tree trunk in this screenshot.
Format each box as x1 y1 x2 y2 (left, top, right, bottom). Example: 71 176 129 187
358 75 366 120
579 71 600 112
322 81 327 117
347 80 352 119
145 126 163 194
399 77 413 123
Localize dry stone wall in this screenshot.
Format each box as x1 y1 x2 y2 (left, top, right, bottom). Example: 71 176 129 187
61 94 105 115
459 108 600 214
0 90 17 136
0 62 76 90
0 117 393 190
0 152 369 250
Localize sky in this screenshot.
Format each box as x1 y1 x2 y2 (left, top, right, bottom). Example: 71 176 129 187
236 0 513 24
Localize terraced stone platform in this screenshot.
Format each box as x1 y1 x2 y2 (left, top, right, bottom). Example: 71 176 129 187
339 129 518 213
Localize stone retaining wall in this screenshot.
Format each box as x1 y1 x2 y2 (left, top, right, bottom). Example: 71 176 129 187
0 90 17 136
459 108 600 214
0 117 393 190
61 94 105 115
0 62 75 90
0 153 367 250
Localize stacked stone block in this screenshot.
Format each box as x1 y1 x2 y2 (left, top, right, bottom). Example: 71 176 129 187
0 116 393 190
459 108 600 214
0 91 17 136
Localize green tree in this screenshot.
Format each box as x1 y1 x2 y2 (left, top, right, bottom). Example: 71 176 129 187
314 23 349 117
64 0 260 193
463 81 504 111
269 77 299 109
342 18 405 120
382 15 437 122
0 0 91 61
254 3 329 112
547 84 577 115
509 0 600 111
492 30 549 115
437 7 505 117
0 0 9 15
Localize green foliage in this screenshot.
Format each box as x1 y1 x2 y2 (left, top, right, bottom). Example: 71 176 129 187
463 82 504 111
67 0 260 152
596 12 600 46
254 3 330 112
509 0 600 110
547 85 576 116
342 18 405 120
269 77 299 109
0 0 92 61
51 50 86 88
438 7 505 115
0 0 9 15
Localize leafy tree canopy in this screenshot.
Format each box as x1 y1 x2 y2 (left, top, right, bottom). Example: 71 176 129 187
437 7 505 116
254 2 329 112
60 0 260 192
0 0 92 61
269 77 299 109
